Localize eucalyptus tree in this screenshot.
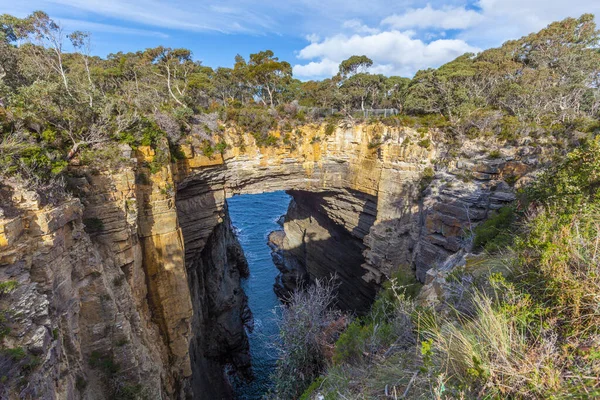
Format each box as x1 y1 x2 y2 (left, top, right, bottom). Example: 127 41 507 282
246 50 292 107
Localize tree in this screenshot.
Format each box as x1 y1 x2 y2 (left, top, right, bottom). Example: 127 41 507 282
382 76 411 110
68 31 95 106
338 55 373 78
23 11 71 95
246 50 292 107
144 46 196 107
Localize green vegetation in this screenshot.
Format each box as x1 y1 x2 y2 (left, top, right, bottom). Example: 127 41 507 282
1 10 599 398
0 280 17 295
472 206 515 251
419 166 435 192
297 141 600 399
0 11 596 201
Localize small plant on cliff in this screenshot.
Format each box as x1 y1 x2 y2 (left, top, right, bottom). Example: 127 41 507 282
0 281 17 295
324 122 336 136
273 277 347 399
419 167 435 192
417 138 432 150
367 134 383 149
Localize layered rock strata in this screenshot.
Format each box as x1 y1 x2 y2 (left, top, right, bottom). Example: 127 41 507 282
0 123 542 399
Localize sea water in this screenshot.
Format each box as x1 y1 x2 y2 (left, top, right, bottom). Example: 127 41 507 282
227 191 291 399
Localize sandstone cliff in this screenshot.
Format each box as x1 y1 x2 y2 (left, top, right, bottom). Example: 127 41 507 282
0 122 542 398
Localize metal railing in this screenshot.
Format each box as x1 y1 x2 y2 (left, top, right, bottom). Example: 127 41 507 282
298 107 399 118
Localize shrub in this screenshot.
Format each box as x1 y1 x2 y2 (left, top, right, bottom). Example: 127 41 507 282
417 138 431 149
367 134 382 149
214 141 227 154
473 206 514 251
419 166 435 192
324 122 336 136
498 115 521 141
488 149 502 159
0 281 18 295
274 277 347 399
201 141 214 157
526 137 600 208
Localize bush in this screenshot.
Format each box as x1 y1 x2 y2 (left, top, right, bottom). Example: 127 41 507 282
419 166 435 192
526 137 600 208
274 277 347 399
0 281 18 295
488 149 501 159
473 206 514 251
324 121 337 136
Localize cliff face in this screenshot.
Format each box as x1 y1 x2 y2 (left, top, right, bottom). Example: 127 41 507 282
0 123 541 398
0 171 174 399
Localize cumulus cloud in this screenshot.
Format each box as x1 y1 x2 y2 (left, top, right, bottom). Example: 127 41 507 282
7 0 600 79
293 30 479 78
293 58 340 78
382 5 485 30
293 1 600 79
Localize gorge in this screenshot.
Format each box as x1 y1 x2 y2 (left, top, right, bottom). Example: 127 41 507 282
1 11 598 399
0 123 530 399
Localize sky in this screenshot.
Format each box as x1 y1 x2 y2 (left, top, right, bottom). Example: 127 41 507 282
2 0 600 80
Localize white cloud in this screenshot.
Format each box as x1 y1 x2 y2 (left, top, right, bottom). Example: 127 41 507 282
293 58 339 77
342 19 380 34
5 0 600 78
382 5 484 30
294 30 479 78
293 0 600 79
58 18 169 38
305 33 321 43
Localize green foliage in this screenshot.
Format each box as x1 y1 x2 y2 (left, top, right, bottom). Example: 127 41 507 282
367 134 382 149
147 146 169 174
473 206 515 251
419 166 435 192
0 280 18 295
498 115 520 141
214 141 227 154
527 137 600 208
299 377 324 400
253 132 279 147
324 122 336 136
200 141 215 157
417 138 431 149
3 347 25 360
488 149 501 159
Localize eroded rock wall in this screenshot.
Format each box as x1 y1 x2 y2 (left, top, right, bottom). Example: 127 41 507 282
176 176 253 399
276 190 378 312
0 122 544 399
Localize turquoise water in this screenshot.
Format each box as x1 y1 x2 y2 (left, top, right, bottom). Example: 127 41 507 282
227 191 291 399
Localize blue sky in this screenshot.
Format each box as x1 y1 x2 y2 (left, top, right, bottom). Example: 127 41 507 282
3 0 599 79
